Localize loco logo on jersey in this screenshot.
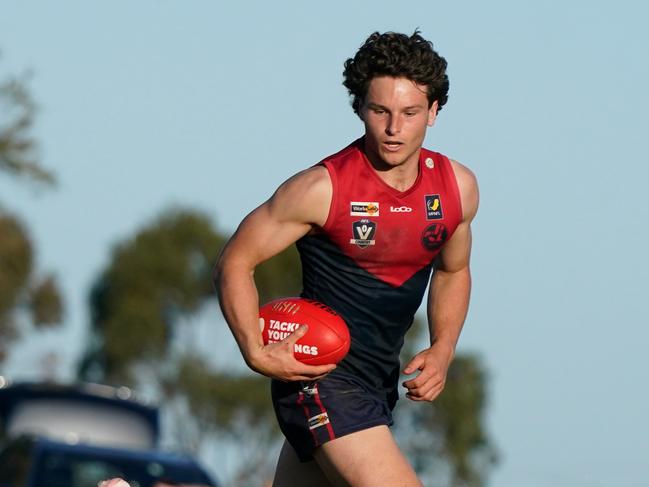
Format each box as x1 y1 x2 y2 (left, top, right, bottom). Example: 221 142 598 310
425 194 443 220
390 205 412 213
350 219 377 248
421 223 448 250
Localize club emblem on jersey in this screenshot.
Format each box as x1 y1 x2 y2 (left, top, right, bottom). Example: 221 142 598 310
425 194 443 220
350 219 377 248
350 201 380 217
421 223 448 250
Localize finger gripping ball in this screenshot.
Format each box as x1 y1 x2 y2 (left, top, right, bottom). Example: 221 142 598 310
259 297 350 365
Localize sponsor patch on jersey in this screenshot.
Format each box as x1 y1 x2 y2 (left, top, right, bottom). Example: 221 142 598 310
421 223 448 250
350 219 376 248
308 412 330 430
425 194 443 220
350 201 379 217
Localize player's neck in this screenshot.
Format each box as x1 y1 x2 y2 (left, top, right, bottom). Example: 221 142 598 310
365 148 421 192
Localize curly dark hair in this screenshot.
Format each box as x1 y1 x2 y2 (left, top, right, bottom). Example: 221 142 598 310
343 30 449 116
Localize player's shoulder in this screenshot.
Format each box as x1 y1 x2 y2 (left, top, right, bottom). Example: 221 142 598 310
268 164 332 227
449 158 479 221
449 159 478 190
266 140 360 225
274 139 358 203
422 148 477 188
280 164 331 196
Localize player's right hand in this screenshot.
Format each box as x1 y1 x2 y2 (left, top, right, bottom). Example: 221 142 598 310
248 324 336 382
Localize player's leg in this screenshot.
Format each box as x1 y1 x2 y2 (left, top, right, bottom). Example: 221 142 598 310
313 425 423 487
272 439 334 487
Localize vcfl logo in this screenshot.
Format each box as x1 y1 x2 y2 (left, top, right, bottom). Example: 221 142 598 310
356 223 373 239
390 206 412 212
350 219 376 248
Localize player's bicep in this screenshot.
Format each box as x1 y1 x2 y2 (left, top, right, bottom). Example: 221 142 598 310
438 160 479 273
436 221 472 273
219 166 331 271
223 202 311 270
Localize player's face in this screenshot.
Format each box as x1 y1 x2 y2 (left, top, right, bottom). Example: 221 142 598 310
360 76 438 170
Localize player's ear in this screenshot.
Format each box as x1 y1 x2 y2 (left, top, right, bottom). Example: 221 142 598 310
427 101 439 127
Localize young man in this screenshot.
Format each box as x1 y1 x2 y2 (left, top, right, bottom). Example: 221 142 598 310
216 31 478 487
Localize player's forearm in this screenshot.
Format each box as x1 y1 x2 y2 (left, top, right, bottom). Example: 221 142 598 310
214 257 265 369
427 265 472 358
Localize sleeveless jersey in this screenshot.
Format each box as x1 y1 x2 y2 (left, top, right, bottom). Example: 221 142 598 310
296 138 463 402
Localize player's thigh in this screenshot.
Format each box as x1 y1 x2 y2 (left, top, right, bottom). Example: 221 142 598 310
313 425 423 487
273 439 334 487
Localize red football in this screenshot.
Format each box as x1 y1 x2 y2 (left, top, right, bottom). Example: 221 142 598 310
259 297 350 365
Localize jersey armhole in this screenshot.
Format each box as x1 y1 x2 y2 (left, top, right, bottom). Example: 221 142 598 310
443 154 464 221
320 160 337 232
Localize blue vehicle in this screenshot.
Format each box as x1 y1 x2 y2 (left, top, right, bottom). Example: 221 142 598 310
0 380 218 487
0 435 216 487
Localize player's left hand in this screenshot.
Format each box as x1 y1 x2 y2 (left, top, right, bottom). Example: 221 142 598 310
401 343 454 401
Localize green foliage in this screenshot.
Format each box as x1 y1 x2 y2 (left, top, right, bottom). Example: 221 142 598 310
0 60 63 364
255 244 302 305
81 209 227 383
0 65 55 185
79 207 299 486
0 213 32 359
29 274 63 326
0 212 63 361
435 355 498 486
81 207 304 384
163 356 281 487
170 356 276 435
0 213 32 310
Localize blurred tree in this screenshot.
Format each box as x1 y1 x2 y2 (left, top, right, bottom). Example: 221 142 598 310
165 356 280 487
0 60 63 363
78 209 227 382
0 64 55 184
80 206 496 487
78 208 295 485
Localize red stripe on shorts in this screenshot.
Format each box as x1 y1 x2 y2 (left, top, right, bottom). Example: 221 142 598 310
297 390 318 445
312 385 336 441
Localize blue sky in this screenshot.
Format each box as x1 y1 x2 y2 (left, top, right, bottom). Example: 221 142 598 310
1 1 648 485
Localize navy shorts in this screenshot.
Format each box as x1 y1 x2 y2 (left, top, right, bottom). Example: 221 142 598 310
271 373 394 462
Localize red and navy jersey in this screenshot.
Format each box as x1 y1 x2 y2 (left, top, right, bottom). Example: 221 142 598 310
296 138 463 401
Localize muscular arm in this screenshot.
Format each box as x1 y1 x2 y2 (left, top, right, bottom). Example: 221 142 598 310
402 160 479 401
214 165 336 381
